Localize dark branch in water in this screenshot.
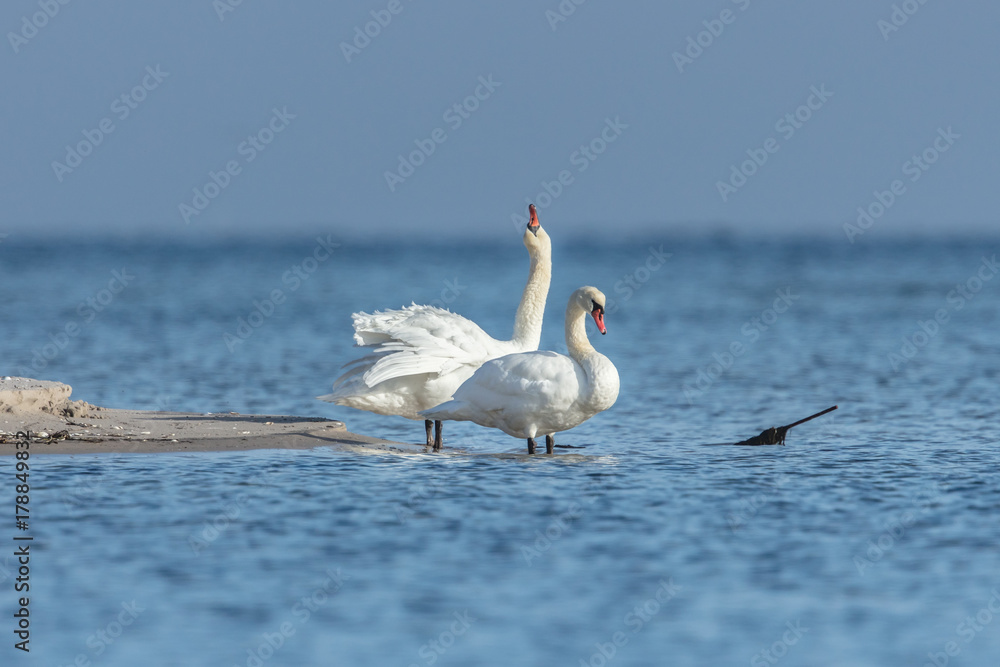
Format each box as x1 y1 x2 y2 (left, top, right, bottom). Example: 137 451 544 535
732 405 838 446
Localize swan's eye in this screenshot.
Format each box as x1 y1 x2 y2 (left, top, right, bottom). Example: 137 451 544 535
591 299 603 314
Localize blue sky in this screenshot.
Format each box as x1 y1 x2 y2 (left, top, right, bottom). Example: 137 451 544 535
1 0 997 240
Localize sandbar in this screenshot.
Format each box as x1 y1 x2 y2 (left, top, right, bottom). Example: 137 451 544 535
0 377 420 455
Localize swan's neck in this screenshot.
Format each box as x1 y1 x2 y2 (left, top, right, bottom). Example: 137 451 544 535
511 246 551 348
565 303 596 363
565 301 618 411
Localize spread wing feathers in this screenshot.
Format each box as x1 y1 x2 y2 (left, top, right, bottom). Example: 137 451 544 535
350 305 429 347
331 352 385 386
344 304 507 388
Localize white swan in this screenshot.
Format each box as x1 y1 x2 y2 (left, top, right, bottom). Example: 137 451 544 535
319 204 552 449
421 286 620 455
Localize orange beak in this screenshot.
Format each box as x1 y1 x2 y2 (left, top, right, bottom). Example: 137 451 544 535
527 204 539 236
591 307 606 335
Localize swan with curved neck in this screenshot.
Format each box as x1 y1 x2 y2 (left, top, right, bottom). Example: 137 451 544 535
421 286 620 455
319 204 552 449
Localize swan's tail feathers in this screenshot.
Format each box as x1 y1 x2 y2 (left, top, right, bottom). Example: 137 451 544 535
318 353 383 404
317 380 357 405
318 369 419 418
419 400 467 423
317 370 373 406
419 405 448 421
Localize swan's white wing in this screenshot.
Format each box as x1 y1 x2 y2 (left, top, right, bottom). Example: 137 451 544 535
350 304 510 387
465 351 579 404
424 351 582 433
351 305 429 346
329 351 386 387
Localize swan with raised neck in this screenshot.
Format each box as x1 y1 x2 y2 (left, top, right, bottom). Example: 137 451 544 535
320 204 553 451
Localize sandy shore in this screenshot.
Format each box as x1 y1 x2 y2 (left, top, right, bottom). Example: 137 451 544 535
0 377 421 455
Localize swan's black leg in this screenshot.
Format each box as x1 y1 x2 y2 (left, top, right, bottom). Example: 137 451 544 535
433 420 443 451
424 420 433 447
545 435 554 455
527 438 537 455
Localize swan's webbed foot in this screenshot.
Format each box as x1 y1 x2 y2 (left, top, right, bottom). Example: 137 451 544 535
433 420 443 451
527 438 537 455
424 420 434 448
545 435 554 455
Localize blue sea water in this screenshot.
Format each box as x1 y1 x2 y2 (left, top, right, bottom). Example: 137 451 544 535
1 235 999 666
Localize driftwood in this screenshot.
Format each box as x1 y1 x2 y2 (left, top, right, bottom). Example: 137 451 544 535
731 405 838 446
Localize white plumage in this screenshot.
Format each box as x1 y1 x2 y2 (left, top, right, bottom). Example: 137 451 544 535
319 205 552 448
421 286 620 455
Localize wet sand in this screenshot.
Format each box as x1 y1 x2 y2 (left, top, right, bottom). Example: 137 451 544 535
0 377 422 455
